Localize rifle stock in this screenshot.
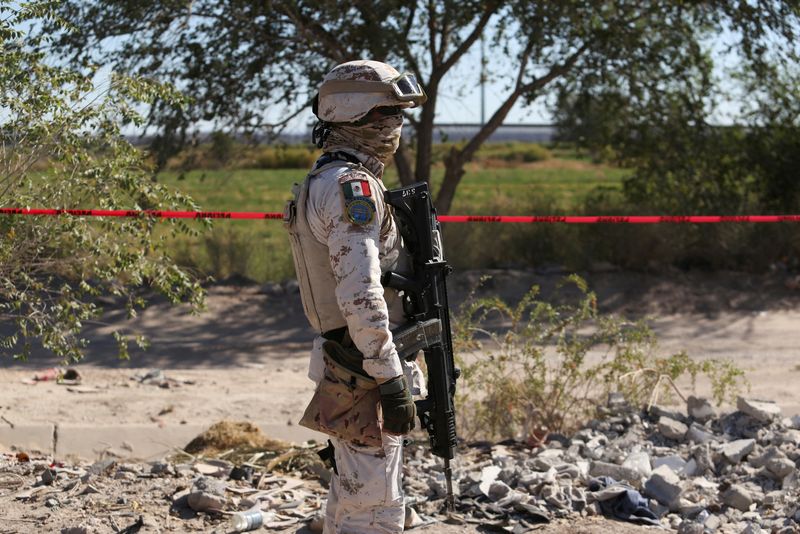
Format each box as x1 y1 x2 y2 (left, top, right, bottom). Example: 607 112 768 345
384 182 459 510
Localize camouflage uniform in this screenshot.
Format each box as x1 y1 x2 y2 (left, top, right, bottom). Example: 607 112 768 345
285 60 426 533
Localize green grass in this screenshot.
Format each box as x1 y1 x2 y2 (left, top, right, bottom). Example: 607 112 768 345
157 158 629 282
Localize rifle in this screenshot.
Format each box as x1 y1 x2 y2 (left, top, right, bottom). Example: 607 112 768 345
383 182 459 512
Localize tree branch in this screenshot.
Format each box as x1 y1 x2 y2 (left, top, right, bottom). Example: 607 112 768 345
275 3 346 63
438 3 499 75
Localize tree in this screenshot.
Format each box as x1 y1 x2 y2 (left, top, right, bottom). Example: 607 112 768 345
45 1 800 214
1 2 203 362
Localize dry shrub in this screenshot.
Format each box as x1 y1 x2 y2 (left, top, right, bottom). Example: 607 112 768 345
184 420 289 455
453 275 746 442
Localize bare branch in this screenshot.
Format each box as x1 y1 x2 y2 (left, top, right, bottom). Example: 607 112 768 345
438 3 500 76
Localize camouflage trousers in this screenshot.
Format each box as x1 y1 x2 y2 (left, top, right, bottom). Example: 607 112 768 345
323 433 405 534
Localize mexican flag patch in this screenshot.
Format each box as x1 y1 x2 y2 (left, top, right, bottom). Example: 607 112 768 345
342 180 372 199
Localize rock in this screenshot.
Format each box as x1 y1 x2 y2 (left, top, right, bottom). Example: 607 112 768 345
677 521 705 534
589 461 642 486
659 416 689 441
61 529 89 534
737 397 782 423
721 439 756 464
722 484 754 512
653 455 687 473
766 457 796 479
790 415 800 429
186 476 227 512
622 451 652 478
40 468 57 485
687 396 716 423
686 423 715 444
644 465 683 508
486 481 512 501
704 513 721 530
150 461 174 476
749 447 783 468
650 405 688 423
478 465 501 496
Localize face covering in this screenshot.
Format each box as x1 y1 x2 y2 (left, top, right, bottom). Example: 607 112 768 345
323 114 404 163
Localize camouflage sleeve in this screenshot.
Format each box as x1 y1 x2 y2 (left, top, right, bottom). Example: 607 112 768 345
308 170 403 381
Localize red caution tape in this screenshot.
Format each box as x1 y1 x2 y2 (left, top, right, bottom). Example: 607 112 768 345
2 208 800 223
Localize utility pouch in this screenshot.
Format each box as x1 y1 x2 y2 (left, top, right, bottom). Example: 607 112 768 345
299 341 383 448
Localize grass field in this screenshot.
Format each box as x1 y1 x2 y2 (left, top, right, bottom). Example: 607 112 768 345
158 151 630 282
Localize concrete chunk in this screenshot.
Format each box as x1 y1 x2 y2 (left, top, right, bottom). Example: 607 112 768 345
766 457 796 479
589 461 643 486
737 397 782 423
658 416 688 441
721 439 756 464
721 484 754 512
644 465 683 508
622 451 652 478
686 423 715 444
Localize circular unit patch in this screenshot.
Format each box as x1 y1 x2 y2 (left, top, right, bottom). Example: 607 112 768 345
345 198 376 226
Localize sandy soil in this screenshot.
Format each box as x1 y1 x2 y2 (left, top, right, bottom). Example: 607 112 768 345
2 268 799 533
1 268 799 433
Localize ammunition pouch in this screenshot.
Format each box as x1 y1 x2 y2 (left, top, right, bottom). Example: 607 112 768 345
299 339 383 448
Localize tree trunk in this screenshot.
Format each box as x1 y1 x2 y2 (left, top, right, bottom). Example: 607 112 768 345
393 138 415 186
415 80 438 184
435 147 465 214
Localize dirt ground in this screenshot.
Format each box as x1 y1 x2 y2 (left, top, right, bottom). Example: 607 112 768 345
2 268 799 432
1 268 800 533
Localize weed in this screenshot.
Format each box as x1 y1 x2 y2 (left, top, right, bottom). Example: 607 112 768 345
452 275 746 441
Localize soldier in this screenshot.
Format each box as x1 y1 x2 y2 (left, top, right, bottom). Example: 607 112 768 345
284 60 427 533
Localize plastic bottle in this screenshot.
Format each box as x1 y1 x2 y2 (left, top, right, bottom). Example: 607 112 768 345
227 510 267 532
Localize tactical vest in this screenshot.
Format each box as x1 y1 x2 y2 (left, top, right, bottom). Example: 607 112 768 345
284 160 406 333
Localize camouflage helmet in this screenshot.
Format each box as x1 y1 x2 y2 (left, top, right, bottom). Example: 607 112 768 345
314 60 427 123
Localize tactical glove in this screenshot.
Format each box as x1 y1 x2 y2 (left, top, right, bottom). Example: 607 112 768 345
379 375 416 435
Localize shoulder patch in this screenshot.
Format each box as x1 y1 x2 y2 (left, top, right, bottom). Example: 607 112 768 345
345 197 376 226
341 179 372 199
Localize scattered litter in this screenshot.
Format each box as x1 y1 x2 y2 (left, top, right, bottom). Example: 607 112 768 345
131 369 195 388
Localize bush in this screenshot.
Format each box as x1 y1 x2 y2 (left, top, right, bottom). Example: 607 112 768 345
453 275 746 441
0 4 203 362
252 146 318 169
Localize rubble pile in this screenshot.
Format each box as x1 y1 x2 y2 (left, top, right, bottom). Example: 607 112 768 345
404 394 800 533
1 396 798 533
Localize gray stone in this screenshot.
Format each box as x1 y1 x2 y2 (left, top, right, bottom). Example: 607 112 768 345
737 397 782 423
681 458 698 477
653 454 687 473
704 514 721 530
186 476 227 512
687 396 716 423
766 457 796 479
650 405 688 423
749 447 783 468
677 522 704 534
61 529 89 534
790 415 800 429
658 416 689 441
487 480 512 501
763 490 783 506
589 461 643 486
775 429 800 446
622 451 652 478
644 465 683 508
722 484 754 512
686 423 715 444
721 439 756 464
